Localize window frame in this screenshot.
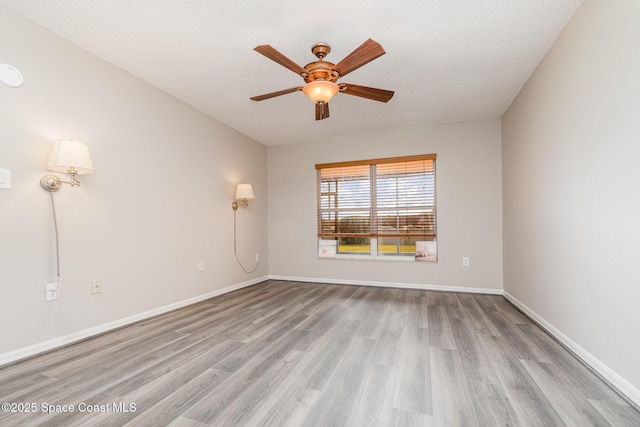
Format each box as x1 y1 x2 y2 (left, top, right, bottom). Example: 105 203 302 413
316 154 437 262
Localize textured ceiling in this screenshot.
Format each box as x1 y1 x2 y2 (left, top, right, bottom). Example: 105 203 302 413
1 0 583 146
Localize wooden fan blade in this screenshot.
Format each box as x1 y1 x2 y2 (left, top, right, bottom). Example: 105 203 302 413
315 102 330 120
339 84 394 103
254 45 308 76
332 39 386 78
250 87 302 101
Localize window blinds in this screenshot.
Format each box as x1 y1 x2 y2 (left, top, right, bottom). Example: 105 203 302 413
316 154 436 239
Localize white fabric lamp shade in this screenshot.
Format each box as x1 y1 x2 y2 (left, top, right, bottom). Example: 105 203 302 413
47 139 94 175
235 184 255 201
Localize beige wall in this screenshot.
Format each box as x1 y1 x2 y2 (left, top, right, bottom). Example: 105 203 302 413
268 119 503 291
0 8 268 358
5 0 638 404
503 0 640 396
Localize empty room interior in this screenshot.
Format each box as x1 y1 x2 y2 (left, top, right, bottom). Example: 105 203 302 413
1 0 639 425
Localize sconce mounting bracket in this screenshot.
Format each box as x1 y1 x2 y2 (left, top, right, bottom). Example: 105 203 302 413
232 200 250 210
40 175 63 192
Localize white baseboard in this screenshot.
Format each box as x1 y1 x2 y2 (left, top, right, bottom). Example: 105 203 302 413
503 291 640 408
0 276 268 367
268 274 503 295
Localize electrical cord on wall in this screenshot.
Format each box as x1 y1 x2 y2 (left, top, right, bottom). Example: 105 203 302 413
50 191 61 284
233 208 259 273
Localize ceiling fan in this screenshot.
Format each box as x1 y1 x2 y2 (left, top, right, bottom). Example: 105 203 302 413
250 39 394 120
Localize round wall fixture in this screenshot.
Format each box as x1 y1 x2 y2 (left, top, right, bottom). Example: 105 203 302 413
0 63 24 88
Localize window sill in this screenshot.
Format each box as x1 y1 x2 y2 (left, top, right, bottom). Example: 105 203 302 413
318 255 431 263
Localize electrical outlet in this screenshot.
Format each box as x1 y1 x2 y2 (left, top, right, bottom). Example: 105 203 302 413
256 253 260 262
91 279 102 294
462 257 470 267
45 283 58 301
198 260 204 271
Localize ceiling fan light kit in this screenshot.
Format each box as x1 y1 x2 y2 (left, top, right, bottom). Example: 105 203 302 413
251 39 394 121
302 80 339 104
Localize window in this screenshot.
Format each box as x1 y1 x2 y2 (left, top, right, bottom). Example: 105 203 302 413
316 154 437 261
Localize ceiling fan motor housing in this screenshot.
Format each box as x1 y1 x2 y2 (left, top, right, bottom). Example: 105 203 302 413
303 43 339 83
303 60 338 83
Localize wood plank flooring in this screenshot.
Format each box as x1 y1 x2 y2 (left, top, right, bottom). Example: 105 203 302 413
1 280 638 426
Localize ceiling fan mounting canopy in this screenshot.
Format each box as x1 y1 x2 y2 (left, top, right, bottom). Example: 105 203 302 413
251 38 394 121
310 42 331 59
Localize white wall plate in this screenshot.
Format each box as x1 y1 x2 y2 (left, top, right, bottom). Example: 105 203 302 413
0 168 12 189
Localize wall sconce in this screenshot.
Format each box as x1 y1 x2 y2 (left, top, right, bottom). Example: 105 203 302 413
232 183 255 210
231 183 259 273
40 139 94 192
40 139 95 296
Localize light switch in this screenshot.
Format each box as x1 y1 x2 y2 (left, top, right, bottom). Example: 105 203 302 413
0 168 11 190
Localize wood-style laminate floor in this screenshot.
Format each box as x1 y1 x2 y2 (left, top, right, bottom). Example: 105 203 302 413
1 280 638 426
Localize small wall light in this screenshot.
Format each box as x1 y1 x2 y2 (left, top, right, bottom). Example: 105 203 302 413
232 183 255 210
0 63 24 88
40 139 94 192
